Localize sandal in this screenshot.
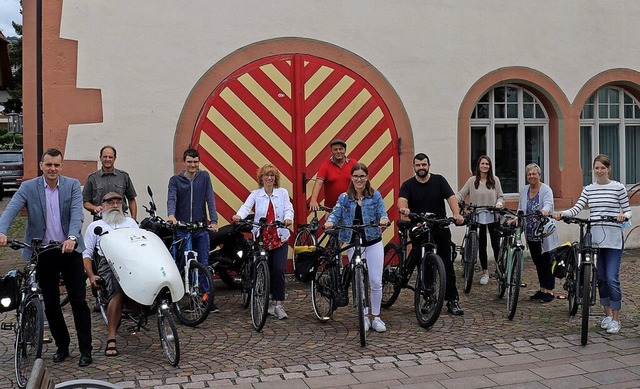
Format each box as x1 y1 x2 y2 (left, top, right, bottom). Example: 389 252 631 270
104 338 118 357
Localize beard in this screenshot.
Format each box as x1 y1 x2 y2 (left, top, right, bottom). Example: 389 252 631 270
416 168 429 178
103 208 126 225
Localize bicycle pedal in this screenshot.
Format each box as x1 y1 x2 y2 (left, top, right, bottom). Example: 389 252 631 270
1 322 15 330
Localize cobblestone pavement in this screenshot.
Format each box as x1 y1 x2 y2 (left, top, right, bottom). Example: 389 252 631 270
0 195 639 387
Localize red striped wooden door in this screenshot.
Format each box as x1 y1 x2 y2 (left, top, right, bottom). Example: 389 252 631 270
192 54 399 243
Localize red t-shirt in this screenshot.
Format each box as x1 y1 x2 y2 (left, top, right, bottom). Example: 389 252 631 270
317 157 357 207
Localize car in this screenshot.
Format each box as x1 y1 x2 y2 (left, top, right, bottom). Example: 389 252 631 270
0 149 24 192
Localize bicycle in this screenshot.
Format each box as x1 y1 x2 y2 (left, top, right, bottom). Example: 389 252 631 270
458 203 500 294
559 215 622 345
0 239 60 388
292 205 331 267
311 222 385 346
139 186 214 327
381 213 448 328
492 209 540 320
233 218 287 332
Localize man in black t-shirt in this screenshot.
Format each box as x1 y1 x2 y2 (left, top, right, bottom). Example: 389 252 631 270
398 153 465 315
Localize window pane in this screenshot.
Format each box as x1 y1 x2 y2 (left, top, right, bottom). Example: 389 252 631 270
610 105 619 119
506 87 518 102
523 103 534 118
494 104 505 118
471 126 487 171
599 104 608 119
636 105 640 118
625 104 634 119
494 87 505 103
599 123 620 181
507 103 518 118
523 91 533 103
626 126 640 183
494 124 519 193
580 126 592 185
624 94 632 104
525 126 544 181
535 104 545 118
581 104 594 119
477 103 489 119
609 88 619 103
479 92 489 103
598 88 608 102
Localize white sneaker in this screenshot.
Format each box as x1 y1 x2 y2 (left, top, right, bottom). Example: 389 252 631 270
480 274 490 285
606 320 621 334
371 317 387 332
274 305 288 319
267 304 275 316
363 316 371 332
600 316 613 329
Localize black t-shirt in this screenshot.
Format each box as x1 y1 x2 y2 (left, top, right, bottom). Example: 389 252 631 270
399 175 454 219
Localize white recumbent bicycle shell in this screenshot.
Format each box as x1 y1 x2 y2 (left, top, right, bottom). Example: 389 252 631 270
99 228 184 306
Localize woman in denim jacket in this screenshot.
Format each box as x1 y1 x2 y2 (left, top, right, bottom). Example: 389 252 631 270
233 164 294 319
325 163 390 332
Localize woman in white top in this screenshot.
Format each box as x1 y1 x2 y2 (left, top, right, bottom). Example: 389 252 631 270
233 164 294 319
555 154 631 334
456 155 504 285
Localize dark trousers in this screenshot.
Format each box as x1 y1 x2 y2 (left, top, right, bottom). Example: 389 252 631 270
479 223 501 271
267 243 288 301
36 249 92 355
528 240 555 290
433 227 459 301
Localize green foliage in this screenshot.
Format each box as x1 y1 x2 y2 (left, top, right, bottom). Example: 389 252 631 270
2 11 22 114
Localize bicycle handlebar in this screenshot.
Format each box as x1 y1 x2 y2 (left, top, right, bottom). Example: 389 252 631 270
560 215 626 225
7 239 62 253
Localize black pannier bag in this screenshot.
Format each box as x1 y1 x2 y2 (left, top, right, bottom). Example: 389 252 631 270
550 243 574 279
293 246 326 283
0 270 20 313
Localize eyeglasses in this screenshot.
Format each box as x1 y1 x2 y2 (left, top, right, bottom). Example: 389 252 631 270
264 174 276 178
104 199 122 205
352 175 367 181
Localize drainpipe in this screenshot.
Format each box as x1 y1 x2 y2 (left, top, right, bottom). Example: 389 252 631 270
36 0 43 175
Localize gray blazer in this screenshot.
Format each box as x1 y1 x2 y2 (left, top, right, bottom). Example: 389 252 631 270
0 175 85 259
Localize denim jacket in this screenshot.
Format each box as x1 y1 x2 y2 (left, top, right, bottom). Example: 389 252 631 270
327 190 388 243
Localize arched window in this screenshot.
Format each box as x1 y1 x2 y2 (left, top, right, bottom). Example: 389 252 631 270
580 86 640 186
470 85 549 194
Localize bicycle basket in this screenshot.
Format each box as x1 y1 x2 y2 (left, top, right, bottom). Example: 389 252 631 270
294 246 326 283
550 242 574 279
0 270 20 312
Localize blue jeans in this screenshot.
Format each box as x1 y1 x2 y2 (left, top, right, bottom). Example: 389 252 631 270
177 229 210 294
597 248 623 311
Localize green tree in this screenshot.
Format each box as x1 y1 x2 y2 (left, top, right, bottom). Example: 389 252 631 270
4 19 22 114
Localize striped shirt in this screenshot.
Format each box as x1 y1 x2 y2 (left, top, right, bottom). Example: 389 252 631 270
562 181 632 249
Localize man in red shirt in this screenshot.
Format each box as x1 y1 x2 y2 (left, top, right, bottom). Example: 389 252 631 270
310 139 358 210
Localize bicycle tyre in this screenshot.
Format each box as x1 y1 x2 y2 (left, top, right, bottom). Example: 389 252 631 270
59 276 69 308
463 230 479 294
580 262 592 346
15 295 44 388
496 238 508 299
293 228 317 267
311 257 336 322
173 261 213 327
507 249 522 320
567 251 579 316
354 265 367 347
157 306 180 367
251 260 270 332
414 252 446 329
381 242 402 308
54 378 121 389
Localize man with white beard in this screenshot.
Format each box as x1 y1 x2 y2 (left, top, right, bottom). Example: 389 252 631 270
83 192 138 357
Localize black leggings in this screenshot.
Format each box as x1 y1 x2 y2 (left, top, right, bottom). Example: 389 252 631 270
528 240 555 290
478 223 501 271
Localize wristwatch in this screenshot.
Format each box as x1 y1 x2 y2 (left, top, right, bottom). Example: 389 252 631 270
67 236 77 242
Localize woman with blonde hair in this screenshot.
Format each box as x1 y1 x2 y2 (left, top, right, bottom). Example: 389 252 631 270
233 164 294 319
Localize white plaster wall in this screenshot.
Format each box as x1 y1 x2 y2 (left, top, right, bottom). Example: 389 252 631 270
59 0 640 225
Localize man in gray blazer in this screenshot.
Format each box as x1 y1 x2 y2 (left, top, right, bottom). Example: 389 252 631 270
0 148 93 366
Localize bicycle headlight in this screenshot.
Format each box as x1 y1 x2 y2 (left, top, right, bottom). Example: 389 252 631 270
237 250 243 259
1 297 12 309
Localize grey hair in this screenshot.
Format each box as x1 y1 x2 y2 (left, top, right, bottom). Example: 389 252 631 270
525 163 542 176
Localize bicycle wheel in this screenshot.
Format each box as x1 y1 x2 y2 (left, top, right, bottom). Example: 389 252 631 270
293 228 316 265
463 230 478 294
15 295 44 388
311 257 336 322
495 238 508 299
157 306 180 367
580 262 592 346
566 253 579 316
59 276 69 307
54 379 121 389
354 265 367 347
507 249 523 320
381 243 403 308
414 252 446 329
173 261 213 327
251 260 270 331
217 268 242 289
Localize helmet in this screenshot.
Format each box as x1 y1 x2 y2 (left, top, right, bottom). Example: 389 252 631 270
534 217 556 239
